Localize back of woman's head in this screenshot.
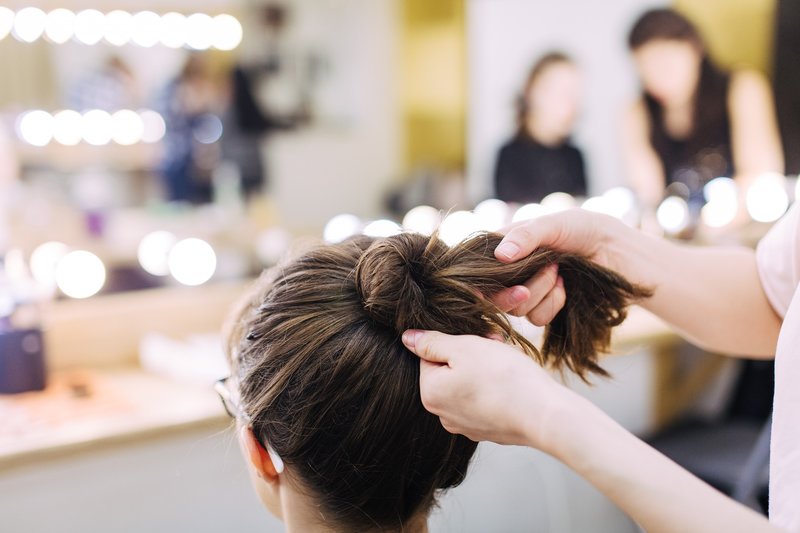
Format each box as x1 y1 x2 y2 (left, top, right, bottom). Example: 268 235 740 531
628 8 704 51
227 231 650 531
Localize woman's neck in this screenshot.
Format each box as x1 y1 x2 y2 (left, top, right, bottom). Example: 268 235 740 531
525 116 567 147
280 487 429 533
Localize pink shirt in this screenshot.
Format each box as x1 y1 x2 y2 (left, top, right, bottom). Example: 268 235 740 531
756 203 800 530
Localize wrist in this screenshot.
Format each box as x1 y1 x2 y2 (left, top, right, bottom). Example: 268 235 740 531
520 383 587 458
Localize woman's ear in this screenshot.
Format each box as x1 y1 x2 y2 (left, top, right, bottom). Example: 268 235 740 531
240 426 281 482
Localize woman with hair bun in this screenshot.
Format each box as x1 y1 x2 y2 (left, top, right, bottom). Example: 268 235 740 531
219 230 648 532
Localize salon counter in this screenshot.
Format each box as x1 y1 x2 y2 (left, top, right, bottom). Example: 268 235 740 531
0 368 227 471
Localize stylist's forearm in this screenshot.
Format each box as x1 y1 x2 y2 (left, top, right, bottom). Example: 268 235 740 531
534 394 779 533
601 222 780 357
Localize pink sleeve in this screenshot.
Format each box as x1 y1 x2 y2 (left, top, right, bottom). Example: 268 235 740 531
756 203 800 318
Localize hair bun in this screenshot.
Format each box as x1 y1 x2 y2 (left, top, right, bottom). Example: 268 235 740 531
355 233 447 333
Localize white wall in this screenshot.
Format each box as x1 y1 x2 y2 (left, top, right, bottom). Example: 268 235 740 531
467 0 667 200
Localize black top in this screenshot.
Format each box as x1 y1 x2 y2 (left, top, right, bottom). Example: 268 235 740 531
494 135 587 203
645 66 733 200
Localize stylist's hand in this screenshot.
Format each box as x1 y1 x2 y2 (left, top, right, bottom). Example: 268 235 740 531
402 329 575 452
491 209 621 324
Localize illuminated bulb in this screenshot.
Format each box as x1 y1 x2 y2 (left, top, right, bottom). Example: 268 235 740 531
137 231 177 276
211 14 242 51
82 109 112 146
0 7 14 40
13 7 46 42
74 9 105 45
104 10 133 46
473 199 509 231
746 173 789 223
581 196 608 214
131 11 160 47
193 114 223 144
111 109 144 145
159 12 187 48
52 110 83 145
703 177 737 204
168 238 217 286
656 196 690 233
44 8 76 44
439 210 480 246
541 192 576 214
363 219 402 238
324 214 362 243
186 13 213 50
56 250 106 299
602 187 636 219
139 109 166 143
402 205 441 235
17 110 54 147
29 241 70 290
701 199 737 228
512 203 544 223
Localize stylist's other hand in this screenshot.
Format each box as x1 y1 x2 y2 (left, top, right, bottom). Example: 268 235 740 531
491 209 621 324
402 329 573 452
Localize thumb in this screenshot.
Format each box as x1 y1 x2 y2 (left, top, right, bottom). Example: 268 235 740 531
402 330 454 364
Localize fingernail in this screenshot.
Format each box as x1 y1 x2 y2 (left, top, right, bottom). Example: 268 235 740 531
511 285 528 303
496 242 520 260
402 330 422 348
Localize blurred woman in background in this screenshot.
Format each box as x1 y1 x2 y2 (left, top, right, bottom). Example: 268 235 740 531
623 8 783 210
494 52 588 204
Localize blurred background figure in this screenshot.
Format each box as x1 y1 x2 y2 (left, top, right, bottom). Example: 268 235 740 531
68 55 139 112
156 54 221 203
493 52 587 204
623 8 783 210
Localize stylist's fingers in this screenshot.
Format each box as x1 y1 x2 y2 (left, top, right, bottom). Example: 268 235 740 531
495 216 563 262
507 264 559 317
527 276 566 326
490 285 530 313
402 330 457 365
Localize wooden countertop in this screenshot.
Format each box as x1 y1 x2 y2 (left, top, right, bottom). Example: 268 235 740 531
0 368 228 470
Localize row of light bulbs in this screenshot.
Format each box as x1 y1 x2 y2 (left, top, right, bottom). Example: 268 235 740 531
16 109 166 147
325 175 798 247
23 234 217 299
0 7 242 50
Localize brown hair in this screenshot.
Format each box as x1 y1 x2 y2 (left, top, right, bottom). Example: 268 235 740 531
516 51 574 135
226 231 650 531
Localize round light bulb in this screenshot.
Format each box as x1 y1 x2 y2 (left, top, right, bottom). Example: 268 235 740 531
186 13 213 50
30 241 70 291
17 110 54 147
74 9 105 45
362 219 402 238
324 214 362 243
52 110 83 146
111 109 144 145
211 14 242 51
44 8 76 44
56 250 106 299
104 10 133 46
541 192 576 214
512 203 544 223
13 7 46 43
746 173 789 223
439 210 480 247
159 12 187 48
0 7 14 41
139 109 166 143
473 199 509 231
82 109 112 146
402 205 441 236
656 196 690 233
137 231 177 276
131 11 160 47
168 238 217 286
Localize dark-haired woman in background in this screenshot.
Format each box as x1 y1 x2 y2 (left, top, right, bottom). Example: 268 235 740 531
624 8 783 209
494 53 588 204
